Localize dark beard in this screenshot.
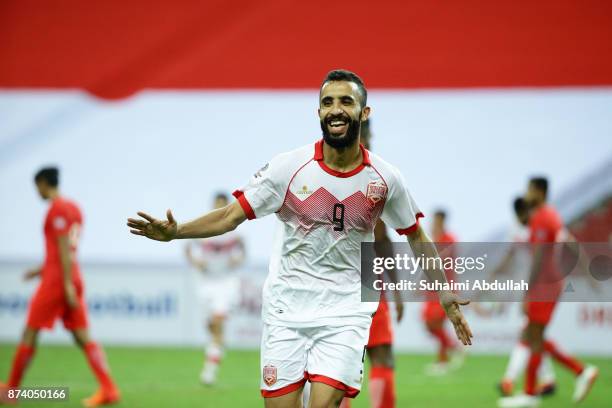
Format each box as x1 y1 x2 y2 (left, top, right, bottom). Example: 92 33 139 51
320 115 361 149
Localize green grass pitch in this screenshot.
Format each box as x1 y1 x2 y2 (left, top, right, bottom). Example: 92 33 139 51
1 344 609 407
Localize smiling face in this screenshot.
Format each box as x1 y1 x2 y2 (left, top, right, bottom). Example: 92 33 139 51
318 81 370 149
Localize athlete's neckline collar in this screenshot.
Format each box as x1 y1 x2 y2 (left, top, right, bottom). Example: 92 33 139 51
313 139 371 178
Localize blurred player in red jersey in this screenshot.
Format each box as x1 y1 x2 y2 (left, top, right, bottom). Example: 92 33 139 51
337 120 403 408
185 192 246 385
422 210 464 376
498 177 598 408
0 167 120 407
495 198 557 397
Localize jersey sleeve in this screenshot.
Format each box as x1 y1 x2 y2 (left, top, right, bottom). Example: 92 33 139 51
530 208 562 243
380 168 424 235
233 154 290 220
48 204 72 237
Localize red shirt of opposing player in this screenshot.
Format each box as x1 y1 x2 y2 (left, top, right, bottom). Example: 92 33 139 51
527 204 564 302
40 197 84 291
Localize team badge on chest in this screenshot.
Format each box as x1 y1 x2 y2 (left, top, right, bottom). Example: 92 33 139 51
366 181 388 205
263 364 277 386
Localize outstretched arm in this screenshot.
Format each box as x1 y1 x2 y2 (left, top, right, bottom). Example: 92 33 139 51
407 225 473 345
374 220 404 322
127 201 247 241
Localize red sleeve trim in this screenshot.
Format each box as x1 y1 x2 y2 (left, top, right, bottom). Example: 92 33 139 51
395 212 425 236
260 377 307 398
232 190 256 220
306 373 361 398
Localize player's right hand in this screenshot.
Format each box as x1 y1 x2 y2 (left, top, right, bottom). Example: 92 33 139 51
439 291 473 346
127 210 177 242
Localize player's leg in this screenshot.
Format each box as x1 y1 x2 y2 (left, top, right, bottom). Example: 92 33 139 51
543 339 582 375
498 303 549 408
265 388 305 408
337 397 351 408
306 325 368 408
424 317 454 375
307 382 346 408
201 313 226 385
542 339 598 402
65 296 119 407
536 352 556 396
366 301 395 408
499 324 530 396
3 328 39 389
499 341 529 396
524 321 546 398
366 345 395 408
201 277 237 385
3 287 55 395
261 324 308 407
0 327 39 404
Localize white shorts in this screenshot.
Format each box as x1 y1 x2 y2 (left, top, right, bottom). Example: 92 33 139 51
198 276 240 318
260 323 370 399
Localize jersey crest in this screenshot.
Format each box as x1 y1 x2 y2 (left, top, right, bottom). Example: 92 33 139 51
366 181 388 206
263 364 277 386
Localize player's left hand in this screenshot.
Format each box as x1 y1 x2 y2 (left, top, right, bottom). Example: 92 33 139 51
439 291 473 346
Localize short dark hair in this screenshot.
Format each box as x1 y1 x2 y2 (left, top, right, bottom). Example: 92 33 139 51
320 69 367 106
513 197 528 215
530 177 549 198
434 210 447 220
214 192 229 202
34 166 59 187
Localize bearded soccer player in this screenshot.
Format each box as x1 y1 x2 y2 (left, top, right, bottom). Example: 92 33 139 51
422 210 463 376
0 167 120 407
127 69 472 408
498 178 598 408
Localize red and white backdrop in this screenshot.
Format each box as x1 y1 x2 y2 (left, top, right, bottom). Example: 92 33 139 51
1 1 612 352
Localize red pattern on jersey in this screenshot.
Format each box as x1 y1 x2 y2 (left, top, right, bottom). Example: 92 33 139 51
200 238 240 253
278 187 385 240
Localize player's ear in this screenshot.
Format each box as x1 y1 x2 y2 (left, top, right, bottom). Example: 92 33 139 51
361 106 371 121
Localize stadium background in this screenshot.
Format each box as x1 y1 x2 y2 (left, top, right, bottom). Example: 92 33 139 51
1 1 611 406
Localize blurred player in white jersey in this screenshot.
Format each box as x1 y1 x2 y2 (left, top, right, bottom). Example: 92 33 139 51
185 192 246 385
128 69 472 408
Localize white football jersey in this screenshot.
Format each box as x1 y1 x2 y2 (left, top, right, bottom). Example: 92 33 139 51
190 231 243 277
234 140 422 328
